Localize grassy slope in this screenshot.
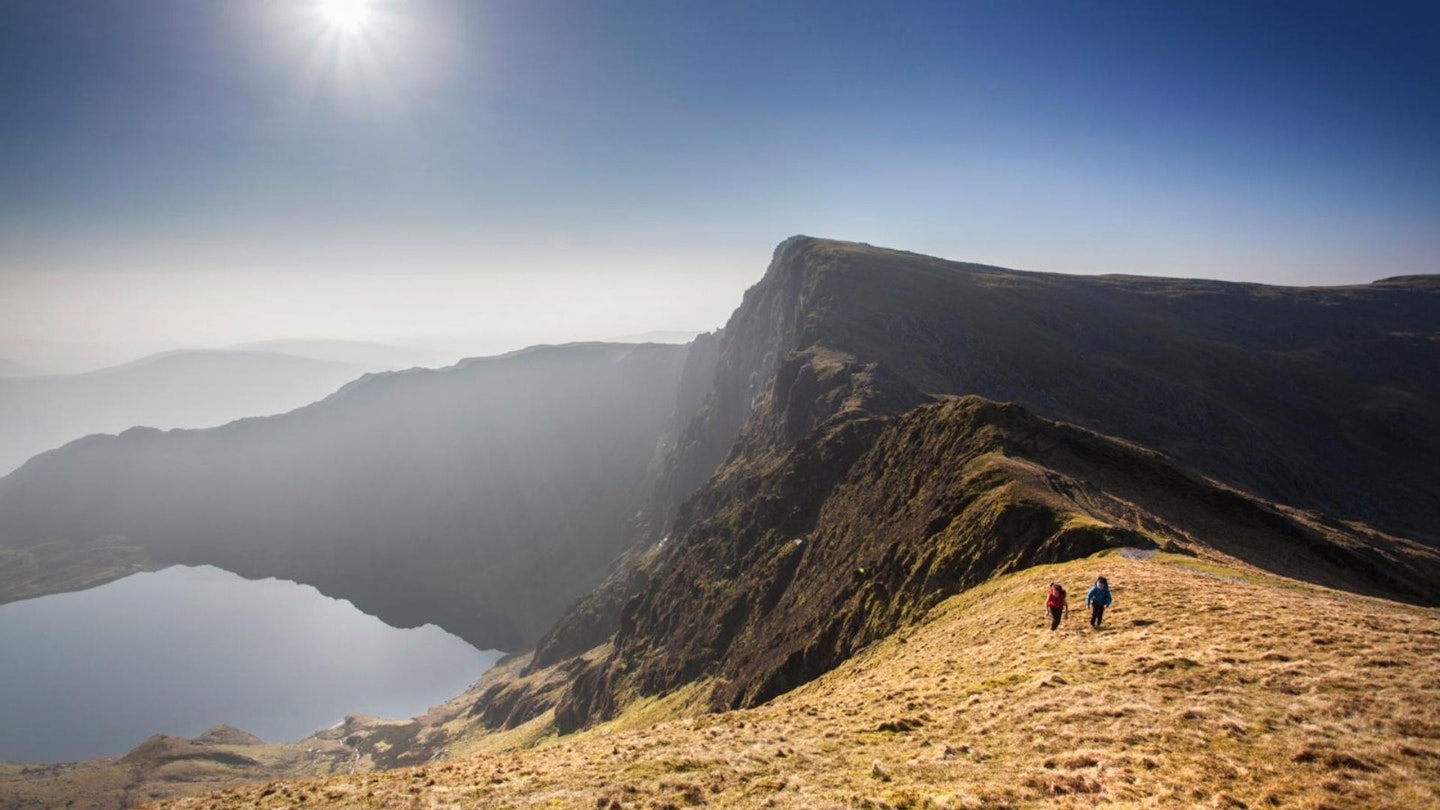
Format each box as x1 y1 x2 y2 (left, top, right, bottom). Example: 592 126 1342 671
151 553 1440 809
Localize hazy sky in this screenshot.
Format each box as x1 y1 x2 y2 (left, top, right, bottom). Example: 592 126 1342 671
2 1 1437 352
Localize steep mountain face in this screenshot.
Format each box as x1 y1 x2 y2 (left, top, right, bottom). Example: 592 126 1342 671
0 343 690 650
528 266 820 669
0 350 388 475
512 237 1440 730
713 238 1440 541
539 397 1438 731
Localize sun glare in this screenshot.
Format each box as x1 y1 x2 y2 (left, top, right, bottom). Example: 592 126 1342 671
321 0 370 31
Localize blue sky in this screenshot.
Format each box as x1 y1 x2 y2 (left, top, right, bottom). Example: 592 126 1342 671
1 1 1437 349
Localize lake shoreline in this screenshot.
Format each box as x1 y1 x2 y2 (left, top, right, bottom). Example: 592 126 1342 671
0 564 500 765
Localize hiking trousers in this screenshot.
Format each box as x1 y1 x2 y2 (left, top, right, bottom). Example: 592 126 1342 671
1048 606 1063 631
1090 604 1106 628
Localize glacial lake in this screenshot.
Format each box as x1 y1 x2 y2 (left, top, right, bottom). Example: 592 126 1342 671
0 565 501 763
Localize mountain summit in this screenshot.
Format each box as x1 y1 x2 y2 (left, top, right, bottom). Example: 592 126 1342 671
686 236 1440 540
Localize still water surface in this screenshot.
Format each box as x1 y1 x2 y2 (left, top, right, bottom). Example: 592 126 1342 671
0 565 500 763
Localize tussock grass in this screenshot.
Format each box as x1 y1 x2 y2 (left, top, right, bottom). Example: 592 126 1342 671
148 555 1440 809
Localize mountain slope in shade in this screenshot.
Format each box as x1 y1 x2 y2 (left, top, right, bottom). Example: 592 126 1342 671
0 350 385 475
481 395 1438 735
608 398 1439 717
677 237 1440 542
0 343 694 650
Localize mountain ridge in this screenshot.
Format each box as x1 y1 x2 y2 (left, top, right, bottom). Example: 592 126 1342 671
0 341 693 651
525 236 1440 697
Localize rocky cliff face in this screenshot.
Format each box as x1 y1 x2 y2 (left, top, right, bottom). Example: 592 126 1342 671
719 238 1440 541
544 396 1439 731
503 237 1440 731
0 342 691 651
607 236 1440 548
529 238 829 668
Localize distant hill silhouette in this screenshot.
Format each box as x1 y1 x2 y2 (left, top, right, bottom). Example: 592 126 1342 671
605 330 702 344
0 357 44 378
0 339 190 375
0 350 384 475
226 339 459 369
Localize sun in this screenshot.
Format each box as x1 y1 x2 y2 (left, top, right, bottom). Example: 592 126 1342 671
320 0 370 31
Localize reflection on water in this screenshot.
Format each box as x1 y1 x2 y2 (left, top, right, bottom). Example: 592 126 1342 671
0 565 500 763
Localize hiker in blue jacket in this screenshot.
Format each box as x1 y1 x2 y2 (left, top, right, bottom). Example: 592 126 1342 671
1086 576 1112 628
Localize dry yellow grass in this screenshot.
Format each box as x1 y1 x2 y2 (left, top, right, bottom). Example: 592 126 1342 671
149 553 1440 809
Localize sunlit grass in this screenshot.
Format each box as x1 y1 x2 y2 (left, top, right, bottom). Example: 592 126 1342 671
140 555 1440 809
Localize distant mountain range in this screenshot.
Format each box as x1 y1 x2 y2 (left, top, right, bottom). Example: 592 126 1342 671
605 330 702 344
0 350 389 476
224 339 460 369
0 358 44 379
0 338 458 377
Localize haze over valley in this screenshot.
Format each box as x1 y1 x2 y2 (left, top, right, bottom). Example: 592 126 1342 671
2 1 1438 809
0 349 382 476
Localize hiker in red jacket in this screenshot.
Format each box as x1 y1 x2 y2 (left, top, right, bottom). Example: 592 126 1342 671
1046 583 1069 631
